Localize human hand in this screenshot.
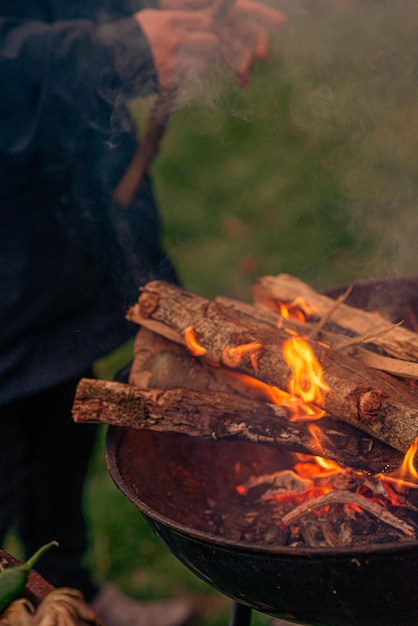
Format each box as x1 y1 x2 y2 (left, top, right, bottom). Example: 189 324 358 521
212 0 287 85
135 0 286 91
134 8 219 92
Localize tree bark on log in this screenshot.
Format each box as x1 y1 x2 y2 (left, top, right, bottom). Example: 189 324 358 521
126 280 418 452
129 328 248 394
72 377 403 473
216 296 418 380
129 328 297 403
252 273 418 363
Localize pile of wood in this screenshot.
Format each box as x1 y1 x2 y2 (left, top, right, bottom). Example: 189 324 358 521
72 274 418 475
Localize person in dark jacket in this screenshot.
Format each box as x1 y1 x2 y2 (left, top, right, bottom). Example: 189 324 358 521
0 0 285 624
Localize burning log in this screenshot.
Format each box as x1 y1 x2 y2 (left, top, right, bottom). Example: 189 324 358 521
216 296 418 380
126 280 418 453
129 328 253 395
130 327 328 404
72 377 403 473
253 273 418 363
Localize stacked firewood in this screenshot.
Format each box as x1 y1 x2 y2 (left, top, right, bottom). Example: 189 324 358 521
72 274 418 475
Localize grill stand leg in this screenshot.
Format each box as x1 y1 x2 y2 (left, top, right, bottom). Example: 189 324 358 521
228 602 252 626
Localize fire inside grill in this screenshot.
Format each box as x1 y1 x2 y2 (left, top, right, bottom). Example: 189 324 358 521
194 289 418 549
73 273 418 553
209 447 418 549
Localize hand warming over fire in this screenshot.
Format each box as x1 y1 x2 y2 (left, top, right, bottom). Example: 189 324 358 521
134 0 286 91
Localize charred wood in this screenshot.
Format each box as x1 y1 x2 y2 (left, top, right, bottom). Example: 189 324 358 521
281 490 415 537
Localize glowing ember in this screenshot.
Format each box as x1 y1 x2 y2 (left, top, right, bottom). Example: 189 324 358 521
235 446 418 545
238 470 312 500
234 434 418 547
222 342 264 372
183 325 207 356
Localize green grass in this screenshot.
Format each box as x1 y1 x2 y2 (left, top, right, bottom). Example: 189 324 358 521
85 1 418 623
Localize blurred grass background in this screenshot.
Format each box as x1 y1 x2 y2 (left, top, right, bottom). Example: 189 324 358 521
88 1 418 624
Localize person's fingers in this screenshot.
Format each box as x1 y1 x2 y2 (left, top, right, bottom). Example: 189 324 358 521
160 0 212 11
163 37 219 89
136 9 220 90
211 0 285 85
170 9 216 31
229 0 286 29
177 31 219 66
160 0 286 30
135 1 286 91
217 16 269 80
250 22 269 59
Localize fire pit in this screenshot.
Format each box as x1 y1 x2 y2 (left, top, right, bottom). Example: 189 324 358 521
106 427 418 626
102 276 418 626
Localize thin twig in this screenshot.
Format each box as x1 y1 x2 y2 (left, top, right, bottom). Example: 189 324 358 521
281 490 415 536
308 285 353 341
334 321 404 352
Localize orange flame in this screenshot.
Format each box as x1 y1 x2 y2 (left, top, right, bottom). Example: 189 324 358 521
294 454 341 481
307 423 335 457
282 336 330 421
222 369 294 405
288 456 337 500
277 298 317 324
381 437 418 489
183 325 207 357
219 330 330 421
315 455 342 473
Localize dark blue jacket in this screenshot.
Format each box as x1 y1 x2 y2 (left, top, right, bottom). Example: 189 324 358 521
0 0 178 405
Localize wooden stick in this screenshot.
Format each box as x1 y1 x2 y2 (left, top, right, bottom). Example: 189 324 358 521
72 378 403 473
280 490 415 536
216 296 418 380
129 328 276 398
113 93 172 207
252 273 418 363
308 284 353 340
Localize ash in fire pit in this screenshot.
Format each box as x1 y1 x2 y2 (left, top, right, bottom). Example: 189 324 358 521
108 428 418 550
207 451 418 549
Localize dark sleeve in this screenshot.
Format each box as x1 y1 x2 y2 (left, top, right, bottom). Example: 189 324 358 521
0 16 157 179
